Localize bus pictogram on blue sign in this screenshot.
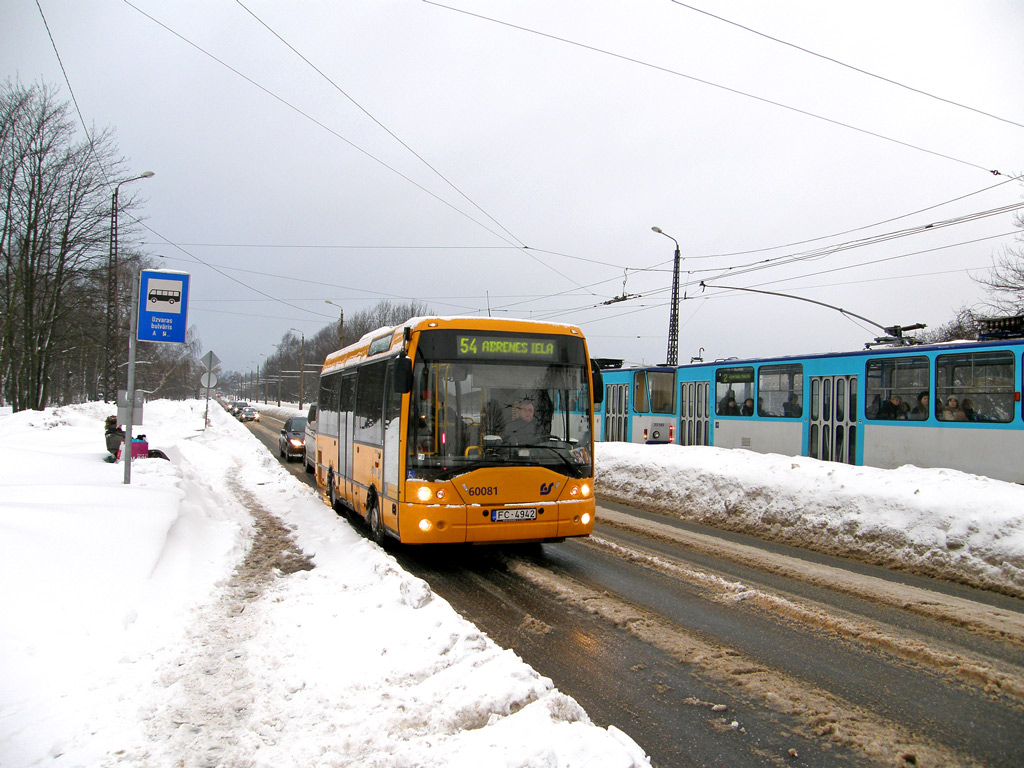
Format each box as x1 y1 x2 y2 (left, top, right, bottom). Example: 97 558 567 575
137 270 190 344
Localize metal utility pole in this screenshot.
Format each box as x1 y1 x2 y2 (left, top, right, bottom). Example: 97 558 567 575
290 328 306 410
104 171 153 402
325 300 344 348
652 226 681 365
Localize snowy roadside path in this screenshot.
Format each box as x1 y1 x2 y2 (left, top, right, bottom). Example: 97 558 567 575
102 435 649 768
123 470 315 765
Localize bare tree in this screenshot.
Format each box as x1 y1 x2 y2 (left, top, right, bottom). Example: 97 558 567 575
254 300 433 405
0 80 133 410
918 305 979 343
975 196 1024 316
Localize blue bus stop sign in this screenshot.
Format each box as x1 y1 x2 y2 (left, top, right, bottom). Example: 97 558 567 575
137 269 190 344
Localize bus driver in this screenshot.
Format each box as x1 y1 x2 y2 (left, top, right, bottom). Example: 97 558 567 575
502 400 546 445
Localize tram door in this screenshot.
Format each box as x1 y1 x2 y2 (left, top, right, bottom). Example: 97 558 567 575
604 383 629 442
679 381 710 446
808 375 857 464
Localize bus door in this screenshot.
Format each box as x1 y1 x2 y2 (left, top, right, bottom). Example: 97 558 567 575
808 375 857 464
679 380 710 446
604 383 628 441
339 374 356 497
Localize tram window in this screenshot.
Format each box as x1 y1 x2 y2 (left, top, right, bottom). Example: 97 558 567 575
866 356 929 420
647 371 676 413
757 364 803 417
716 366 753 416
633 371 650 414
936 351 1015 423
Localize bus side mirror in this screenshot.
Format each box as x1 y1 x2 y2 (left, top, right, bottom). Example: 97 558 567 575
394 355 413 394
591 360 604 405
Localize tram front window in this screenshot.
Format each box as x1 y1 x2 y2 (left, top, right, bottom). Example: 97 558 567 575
406 356 593 481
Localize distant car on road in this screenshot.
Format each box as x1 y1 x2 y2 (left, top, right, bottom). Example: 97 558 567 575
278 416 307 461
238 406 259 422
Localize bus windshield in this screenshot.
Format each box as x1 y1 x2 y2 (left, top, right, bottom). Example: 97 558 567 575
406 332 593 481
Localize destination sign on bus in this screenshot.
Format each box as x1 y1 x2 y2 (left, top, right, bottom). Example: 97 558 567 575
457 335 557 360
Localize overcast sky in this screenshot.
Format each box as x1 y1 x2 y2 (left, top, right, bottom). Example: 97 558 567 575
6 0 1024 373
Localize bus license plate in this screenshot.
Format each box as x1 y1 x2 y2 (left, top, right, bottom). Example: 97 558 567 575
491 508 537 522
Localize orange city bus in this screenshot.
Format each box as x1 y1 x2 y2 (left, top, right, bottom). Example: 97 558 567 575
312 316 603 545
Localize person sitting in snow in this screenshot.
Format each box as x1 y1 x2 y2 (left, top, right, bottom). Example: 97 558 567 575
104 415 125 460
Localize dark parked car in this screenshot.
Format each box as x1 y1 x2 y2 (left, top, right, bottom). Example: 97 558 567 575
279 416 307 461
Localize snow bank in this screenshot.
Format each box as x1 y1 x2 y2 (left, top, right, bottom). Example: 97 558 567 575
596 442 1024 597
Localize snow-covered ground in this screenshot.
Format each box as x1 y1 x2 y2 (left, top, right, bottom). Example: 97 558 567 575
0 401 649 768
2 398 1023 766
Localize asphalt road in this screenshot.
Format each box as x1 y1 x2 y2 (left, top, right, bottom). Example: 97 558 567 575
242 410 1024 768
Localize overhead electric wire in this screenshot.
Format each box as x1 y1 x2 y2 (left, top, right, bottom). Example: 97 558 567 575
687 173 1024 261
34 1 91 142
534 226 1021 325
232 0 525 250
668 0 1024 131
423 1 1005 176
121 0 517 248
124 0 598 298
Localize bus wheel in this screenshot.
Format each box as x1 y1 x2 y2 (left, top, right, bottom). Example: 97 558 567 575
327 469 341 515
367 501 386 547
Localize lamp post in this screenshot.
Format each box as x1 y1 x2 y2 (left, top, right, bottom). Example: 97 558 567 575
104 171 154 402
259 353 268 404
652 226 681 366
325 300 344 348
290 328 306 410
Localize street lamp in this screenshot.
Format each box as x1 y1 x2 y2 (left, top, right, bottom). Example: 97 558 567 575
325 300 344 348
652 226 681 366
105 171 154 402
290 328 306 410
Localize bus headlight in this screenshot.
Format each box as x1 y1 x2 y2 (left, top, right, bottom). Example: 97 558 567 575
418 518 432 532
580 483 591 497
581 512 592 525
416 486 432 502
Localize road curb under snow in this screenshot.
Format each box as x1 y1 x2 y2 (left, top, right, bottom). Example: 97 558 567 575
595 443 1024 599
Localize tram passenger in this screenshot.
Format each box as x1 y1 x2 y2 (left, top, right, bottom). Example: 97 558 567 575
940 397 966 421
718 391 740 415
961 398 977 422
877 394 904 420
741 398 755 416
782 394 802 418
910 392 929 420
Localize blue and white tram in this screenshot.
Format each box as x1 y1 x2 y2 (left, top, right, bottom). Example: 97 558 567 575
595 338 1024 483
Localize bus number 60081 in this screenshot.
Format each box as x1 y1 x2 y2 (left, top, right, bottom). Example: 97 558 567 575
467 486 497 497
